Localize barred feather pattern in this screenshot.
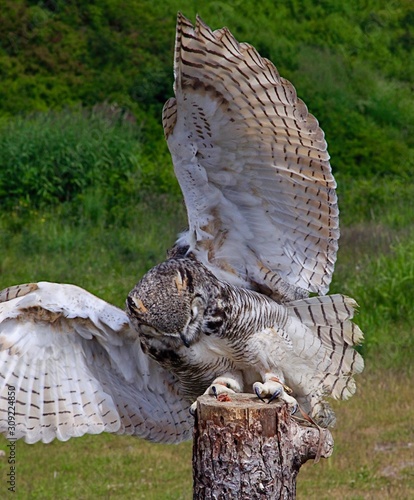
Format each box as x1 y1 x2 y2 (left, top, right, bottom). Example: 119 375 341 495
127 258 363 427
0 283 38 303
285 296 363 401
0 15 363 445
212 283 363 416
163 14 339 300
0 283 192 444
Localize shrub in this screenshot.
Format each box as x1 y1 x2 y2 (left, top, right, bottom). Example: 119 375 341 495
0 107 179 213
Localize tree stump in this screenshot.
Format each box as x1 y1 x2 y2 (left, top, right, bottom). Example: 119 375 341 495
192 394 333 499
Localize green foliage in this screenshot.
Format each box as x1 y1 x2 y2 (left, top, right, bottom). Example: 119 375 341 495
0 193 187 308
331 228 414 370
338 176 414 228
0 4 412 497
0 108 179 213
0 0 413 189
352 237 414 368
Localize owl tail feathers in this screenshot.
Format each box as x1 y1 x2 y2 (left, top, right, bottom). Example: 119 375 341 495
287 294 364 346
287 294 364 401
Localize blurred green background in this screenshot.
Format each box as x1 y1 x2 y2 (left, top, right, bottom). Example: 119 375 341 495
0 1 413 498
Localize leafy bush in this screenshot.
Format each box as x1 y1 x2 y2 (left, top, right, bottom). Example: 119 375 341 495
0 0 413 187
0 108 179 213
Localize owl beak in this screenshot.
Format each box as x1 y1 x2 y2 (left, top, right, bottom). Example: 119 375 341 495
180 332 191 348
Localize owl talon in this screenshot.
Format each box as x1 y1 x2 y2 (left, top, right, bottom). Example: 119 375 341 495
207 383 236 398
253 375 298 413
189 401 197 416
254 385 267 403
253 380 283 401
268 388 282 403
189 375 243 416
290 401 299 415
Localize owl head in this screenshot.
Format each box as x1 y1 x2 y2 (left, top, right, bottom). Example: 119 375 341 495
126 258 221 350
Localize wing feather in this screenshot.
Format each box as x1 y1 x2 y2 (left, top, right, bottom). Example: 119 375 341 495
0 282 192 444
164 14 339 299
286 294 364 402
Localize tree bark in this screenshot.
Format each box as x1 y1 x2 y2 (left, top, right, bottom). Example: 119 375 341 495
192 394 333 499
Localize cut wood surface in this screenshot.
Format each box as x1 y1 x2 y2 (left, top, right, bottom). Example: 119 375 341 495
193 394 333 499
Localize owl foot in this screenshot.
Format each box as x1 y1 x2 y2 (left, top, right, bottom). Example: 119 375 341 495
253 375 298 414
189 374 243 415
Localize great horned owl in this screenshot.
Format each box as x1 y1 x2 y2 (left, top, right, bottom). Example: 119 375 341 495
127 256 362 427
0 14 363 444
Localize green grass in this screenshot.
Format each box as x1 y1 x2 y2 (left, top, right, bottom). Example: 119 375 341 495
337 177 414 229
0 373 412 499
0 434 193 499
298 370 414 500
0 197 413 499
0 194 187 307
331 225 414 371
0 108 178 212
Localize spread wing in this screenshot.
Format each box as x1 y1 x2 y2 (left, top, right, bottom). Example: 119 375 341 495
163 14 339 300
0 282 192 444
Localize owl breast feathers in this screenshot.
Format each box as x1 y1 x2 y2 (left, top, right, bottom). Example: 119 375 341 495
0 14 362 444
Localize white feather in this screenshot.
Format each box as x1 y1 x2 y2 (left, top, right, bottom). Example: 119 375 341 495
164 14 339 298
0 282 192 444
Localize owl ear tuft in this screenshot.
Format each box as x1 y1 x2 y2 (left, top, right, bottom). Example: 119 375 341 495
174 271 188 295
127 295 148 314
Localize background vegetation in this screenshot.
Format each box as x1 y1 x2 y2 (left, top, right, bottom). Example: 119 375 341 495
0 0 413 498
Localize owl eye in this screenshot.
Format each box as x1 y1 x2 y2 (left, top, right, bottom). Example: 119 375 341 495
189 295 204 322
190 305 198 321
